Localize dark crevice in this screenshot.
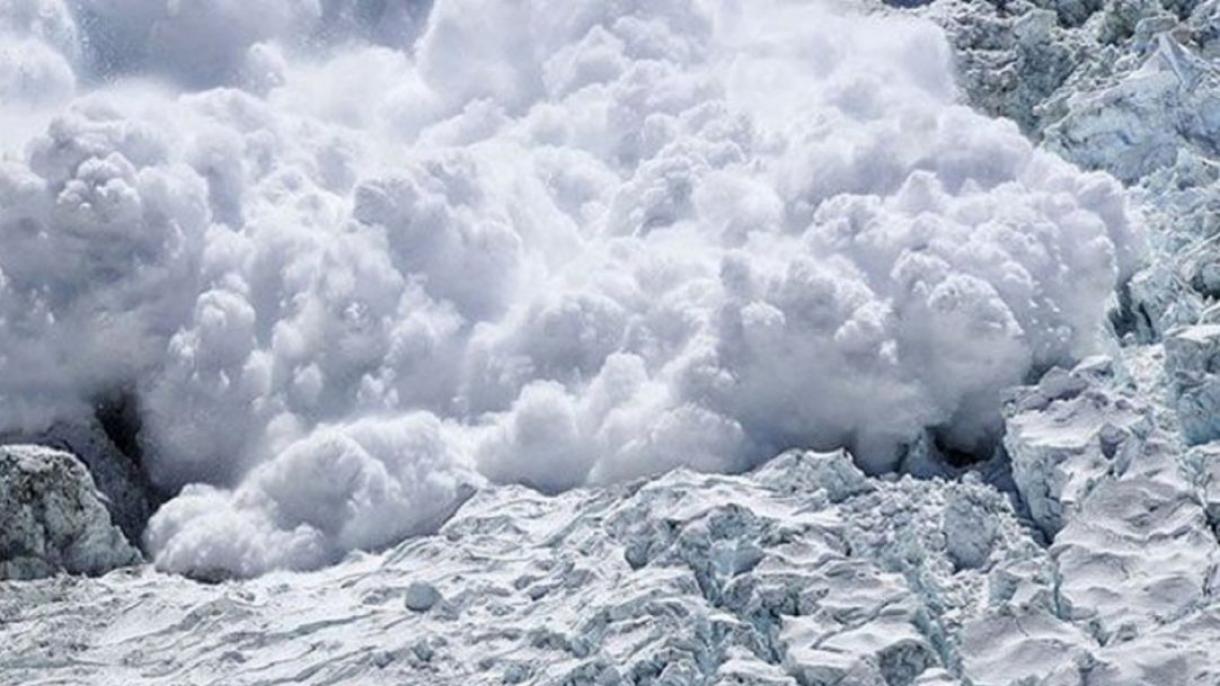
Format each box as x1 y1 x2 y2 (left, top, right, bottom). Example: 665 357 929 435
930 428 994 469
896 426 1051 549
77 388 165 546
1108 279 1155 343
896 425 1002 476
93 389 144 469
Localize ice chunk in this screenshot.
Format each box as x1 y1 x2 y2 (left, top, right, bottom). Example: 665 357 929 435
4 416 159 543
942 486 999 570
1181 441 1220 534
0 445 142 580
404 581 441 612
1165 324 1220 444
1003 357 1153 536
753 449 874 503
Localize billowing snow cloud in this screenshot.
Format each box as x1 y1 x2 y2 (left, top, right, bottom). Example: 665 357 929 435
0 0 1144 575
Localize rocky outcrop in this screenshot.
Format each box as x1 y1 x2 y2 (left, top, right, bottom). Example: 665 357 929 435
0 445 142 580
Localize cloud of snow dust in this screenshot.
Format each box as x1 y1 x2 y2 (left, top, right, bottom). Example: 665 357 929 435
0 0 1145 576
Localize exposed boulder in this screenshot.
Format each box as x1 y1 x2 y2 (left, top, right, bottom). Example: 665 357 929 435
0 445 142 580
404 581 442 612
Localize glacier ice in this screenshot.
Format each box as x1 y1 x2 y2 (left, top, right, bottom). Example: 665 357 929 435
1165 324 1220 444
0 449 1051 684
933 0 1220 343
0 445 141 580
1002 356 1153 537
2 414 160 542
4 424 1219 684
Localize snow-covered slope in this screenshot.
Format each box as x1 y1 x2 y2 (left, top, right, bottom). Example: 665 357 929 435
4 361 1220 686
926 0 1220 338
1 450 990 684
0 451 1113 684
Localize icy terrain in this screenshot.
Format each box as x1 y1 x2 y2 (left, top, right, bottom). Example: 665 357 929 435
4 0 1220 683
7 352 1220 685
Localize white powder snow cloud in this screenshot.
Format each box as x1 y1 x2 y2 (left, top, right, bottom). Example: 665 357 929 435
0 0 1144 576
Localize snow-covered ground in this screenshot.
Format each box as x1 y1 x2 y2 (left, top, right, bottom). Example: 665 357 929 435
5 0 1220 683
5 348 1220 685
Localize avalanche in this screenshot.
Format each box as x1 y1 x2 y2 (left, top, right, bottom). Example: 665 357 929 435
9 0 1220 683
0 0 1141 576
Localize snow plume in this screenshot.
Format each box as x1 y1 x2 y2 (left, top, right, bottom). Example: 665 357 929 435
0 0 1144 576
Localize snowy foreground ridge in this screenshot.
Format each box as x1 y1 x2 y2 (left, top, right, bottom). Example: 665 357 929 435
0 435 1194 686
6 0 1220 683
7 354 1220 685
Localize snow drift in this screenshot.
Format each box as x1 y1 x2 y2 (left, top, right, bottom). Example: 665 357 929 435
0 0 1144 575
